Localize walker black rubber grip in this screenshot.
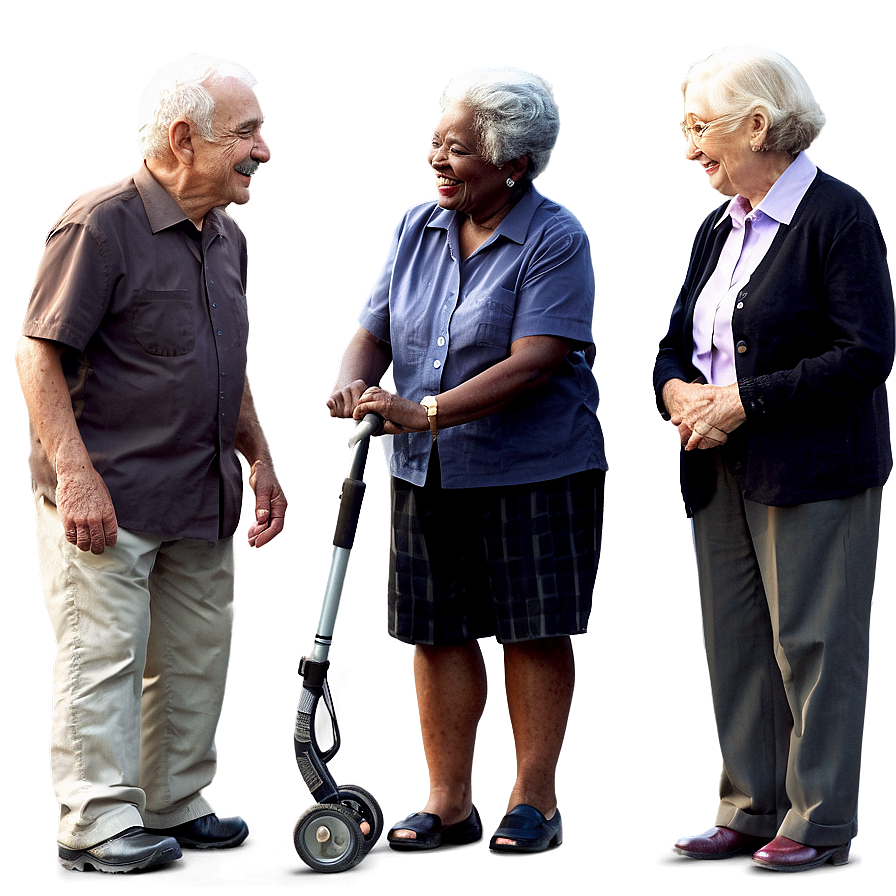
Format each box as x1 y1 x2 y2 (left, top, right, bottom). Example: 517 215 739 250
333 478 366 548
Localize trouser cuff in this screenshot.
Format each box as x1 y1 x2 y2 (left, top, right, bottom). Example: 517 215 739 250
142 795 214 829
715 804 779 840
58 803 144 850
778 809 857 847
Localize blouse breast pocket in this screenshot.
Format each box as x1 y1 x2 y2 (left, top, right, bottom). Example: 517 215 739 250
132 289 195 356
473 287 516 348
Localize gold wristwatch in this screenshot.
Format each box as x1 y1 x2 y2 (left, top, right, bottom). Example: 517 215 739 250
420 395 438 441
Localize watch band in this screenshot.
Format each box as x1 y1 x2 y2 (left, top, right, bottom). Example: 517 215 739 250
420 395 438 441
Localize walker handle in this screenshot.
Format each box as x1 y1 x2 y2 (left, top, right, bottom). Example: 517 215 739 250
348 413 385 447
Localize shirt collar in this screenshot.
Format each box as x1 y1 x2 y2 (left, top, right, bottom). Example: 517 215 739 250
135 162 228 238
425 183 546 245
716 151 817 230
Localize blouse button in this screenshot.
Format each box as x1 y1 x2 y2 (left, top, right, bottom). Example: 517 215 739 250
437 336 446 347
433 360 441 369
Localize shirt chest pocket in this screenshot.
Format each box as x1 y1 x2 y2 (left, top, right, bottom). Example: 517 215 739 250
132 289 195 356
471 287 516 348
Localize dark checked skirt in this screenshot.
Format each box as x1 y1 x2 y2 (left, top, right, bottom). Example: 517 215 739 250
388 449 604 645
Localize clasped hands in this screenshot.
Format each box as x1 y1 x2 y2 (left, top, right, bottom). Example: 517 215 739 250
327 380 429 435
662 379 747 451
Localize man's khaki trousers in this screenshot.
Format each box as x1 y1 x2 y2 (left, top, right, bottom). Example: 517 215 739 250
36 495 234 849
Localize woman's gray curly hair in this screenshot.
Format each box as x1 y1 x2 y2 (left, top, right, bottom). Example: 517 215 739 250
683 46 825 156
139 55 257 159
440 67 559 181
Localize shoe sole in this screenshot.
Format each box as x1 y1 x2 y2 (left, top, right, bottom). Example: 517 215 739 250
673 844 756 860
752 853 849 872
59 843 182 873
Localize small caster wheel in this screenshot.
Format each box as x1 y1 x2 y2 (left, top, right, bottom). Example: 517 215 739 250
337 784 384 854
294 803 363 873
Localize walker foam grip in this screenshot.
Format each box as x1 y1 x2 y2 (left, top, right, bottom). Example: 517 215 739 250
333 478 366 549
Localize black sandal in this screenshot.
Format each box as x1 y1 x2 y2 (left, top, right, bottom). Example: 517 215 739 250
387 806 482 851
489 804 562 852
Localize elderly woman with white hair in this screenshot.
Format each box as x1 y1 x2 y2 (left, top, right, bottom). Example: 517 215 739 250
328 67 606 854
654 46 893 872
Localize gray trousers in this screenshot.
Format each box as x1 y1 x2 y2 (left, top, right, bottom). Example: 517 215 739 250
692 453 882 847
36 495 234 849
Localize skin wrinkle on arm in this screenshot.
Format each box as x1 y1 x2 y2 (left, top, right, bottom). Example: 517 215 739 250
15 334 118 553
235 376 287 547
326 327 394 418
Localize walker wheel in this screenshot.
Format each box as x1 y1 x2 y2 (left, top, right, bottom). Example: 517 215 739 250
337 784 384 854
294 803 363 873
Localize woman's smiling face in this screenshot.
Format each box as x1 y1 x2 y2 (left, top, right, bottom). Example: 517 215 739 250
428 104 514 223
682 77 755 200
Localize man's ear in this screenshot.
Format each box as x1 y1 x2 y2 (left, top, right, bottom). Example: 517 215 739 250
169 120 195 166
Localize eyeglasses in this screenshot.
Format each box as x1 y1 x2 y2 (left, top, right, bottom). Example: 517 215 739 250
680 120 717 144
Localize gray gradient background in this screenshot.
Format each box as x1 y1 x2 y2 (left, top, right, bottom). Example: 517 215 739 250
3 2 893 892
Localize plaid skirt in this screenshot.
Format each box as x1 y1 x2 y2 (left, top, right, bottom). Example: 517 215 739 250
388 451 604 645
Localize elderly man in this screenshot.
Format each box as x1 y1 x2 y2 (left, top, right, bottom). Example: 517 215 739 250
16 56 286 873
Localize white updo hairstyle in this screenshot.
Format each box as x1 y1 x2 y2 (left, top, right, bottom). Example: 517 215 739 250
683 46 825 156
138 55 257 160
440 67 560 181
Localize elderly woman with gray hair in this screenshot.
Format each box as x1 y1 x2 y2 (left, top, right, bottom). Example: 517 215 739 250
654 46 893 872
328 67 606 854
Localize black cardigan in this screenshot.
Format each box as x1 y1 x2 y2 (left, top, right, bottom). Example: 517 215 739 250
654 169 894 515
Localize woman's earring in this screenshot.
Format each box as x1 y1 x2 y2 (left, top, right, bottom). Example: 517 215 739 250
506 178 515 188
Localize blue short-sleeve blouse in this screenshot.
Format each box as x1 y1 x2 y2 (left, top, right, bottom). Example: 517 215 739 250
360 185 607 488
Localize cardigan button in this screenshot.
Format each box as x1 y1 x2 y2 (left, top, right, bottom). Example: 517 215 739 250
736 341 748 354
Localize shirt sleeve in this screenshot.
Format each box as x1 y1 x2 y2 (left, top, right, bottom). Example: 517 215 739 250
22 221 110 351
510 215 596 345
358 214 408 345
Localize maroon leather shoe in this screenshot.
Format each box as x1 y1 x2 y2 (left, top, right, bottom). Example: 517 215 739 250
674 825 769 859
752 836 851 872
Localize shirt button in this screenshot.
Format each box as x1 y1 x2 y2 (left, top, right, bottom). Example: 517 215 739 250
212 302 218 308
217 330 223 336
437 337 446 347
433 360 441 369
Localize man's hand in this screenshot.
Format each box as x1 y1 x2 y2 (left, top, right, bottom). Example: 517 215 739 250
55 463 118 554
247 459 287 548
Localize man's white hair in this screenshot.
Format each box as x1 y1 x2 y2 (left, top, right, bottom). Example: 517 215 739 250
139 55 257 159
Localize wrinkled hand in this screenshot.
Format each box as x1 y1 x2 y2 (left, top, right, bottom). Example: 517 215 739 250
353 386 428 435
663 379 746 451
327 379 370 419
55 466 118 554
247 460 287 548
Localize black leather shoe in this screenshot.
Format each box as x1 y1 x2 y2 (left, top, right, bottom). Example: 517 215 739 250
147 814 249 849
58 827 182 873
